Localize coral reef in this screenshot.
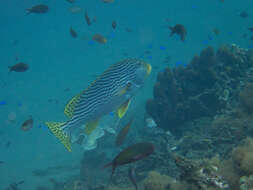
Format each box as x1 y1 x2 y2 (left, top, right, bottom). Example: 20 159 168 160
206 137 253 190
142 171 173 190
146 44 253 136
172 154 229 190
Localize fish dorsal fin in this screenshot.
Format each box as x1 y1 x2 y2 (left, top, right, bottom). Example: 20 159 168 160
45 122 72 152
64 93 82 118
84 119 100 135
117 99 131 119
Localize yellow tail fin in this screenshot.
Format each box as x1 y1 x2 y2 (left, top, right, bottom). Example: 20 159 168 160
45 122 72 152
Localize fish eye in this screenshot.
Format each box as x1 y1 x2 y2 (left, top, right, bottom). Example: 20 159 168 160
126 81 132 88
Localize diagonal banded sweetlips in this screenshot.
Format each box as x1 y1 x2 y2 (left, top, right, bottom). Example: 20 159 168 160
45 58 151 152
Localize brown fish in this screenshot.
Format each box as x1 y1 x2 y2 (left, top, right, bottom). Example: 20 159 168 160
85 12 92 26
26 4 48 15
169 24 187 41
115 119 133 146
92 34 107 44
104 142 155 178
8 63 29 72
70 27 78 38
21 116 33 132
112 21 117 29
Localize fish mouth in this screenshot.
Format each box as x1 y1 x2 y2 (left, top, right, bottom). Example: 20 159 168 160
145 63 152 76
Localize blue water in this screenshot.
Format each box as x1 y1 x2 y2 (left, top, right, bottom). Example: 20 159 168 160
0 0 253 189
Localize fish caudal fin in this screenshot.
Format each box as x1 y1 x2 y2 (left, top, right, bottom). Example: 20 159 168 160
45 121 72 152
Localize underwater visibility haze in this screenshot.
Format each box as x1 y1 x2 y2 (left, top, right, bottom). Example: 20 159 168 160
1 0 253 190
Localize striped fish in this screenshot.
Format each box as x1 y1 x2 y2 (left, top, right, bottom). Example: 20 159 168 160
45 58 151 152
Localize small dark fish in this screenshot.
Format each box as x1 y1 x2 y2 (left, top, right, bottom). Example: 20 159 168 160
64 88 70 92
144 50 151 54
248 27 253 32
12 40 19 46
48 98 59 104
7 181 24 190
128 167 138 190
70 27 78 38
85 12 92 26
26 4 48 15
126 27 132 32
213 28 220 36
93 16 97 23
240 11 248 18
104 142 155 178
21 116 33 131
5 141 11 148
8 63 29 72
66 0 75 3
0 161 4 164
169 24 187 41
112 21 117 29
102 0 114 3
92 34 107 44
115 119 133 146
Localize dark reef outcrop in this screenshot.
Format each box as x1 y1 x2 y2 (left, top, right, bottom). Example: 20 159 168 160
146 44 253 136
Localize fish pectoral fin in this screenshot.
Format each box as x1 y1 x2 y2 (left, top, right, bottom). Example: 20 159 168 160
45 122 72 152
84 119 100 135
64 93 82 119
117 99 131 119
117 82 132 96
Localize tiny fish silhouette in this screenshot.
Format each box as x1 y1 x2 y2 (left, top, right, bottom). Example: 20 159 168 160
66 0 75 3
70 27 77 38
8 63 29 72
102 0 114 3
26 4 48 15
112 21 117 29
85 12 92 26
169 24 187 41
21 116 33 131
240 11 248 18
